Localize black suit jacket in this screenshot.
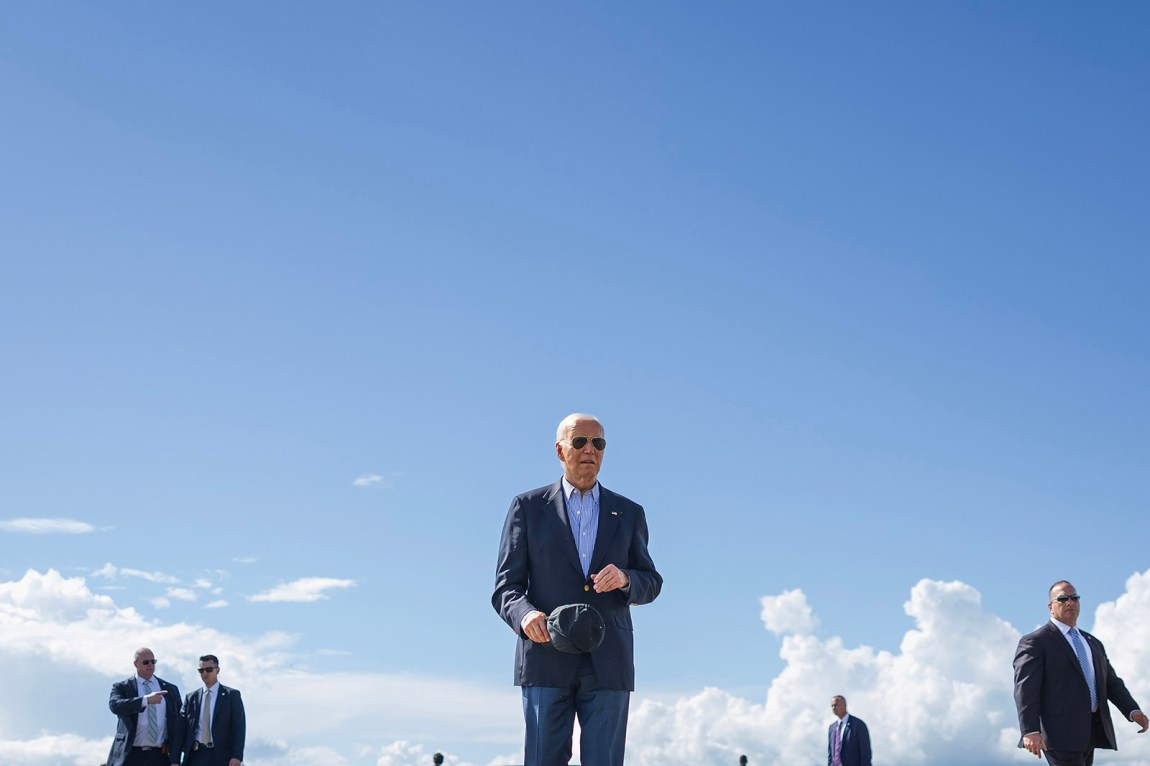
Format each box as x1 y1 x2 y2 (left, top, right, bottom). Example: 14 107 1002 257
493 480 662 690
107 675 183 766
828 714 872 766
181 684 246 764
1014 621 1141 752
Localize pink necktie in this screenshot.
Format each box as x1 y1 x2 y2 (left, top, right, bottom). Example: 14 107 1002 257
833 721 843 766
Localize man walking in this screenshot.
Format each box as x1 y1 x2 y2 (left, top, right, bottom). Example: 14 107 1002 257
1014 580 1148 765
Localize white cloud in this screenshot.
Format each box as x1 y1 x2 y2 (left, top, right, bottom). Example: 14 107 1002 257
4 568 1150 766
0 518 97 534
166 588 197 602
205 599 229 609
193 578 213 589
353 472 401 488
625 576 1150 766
150 597 171 609
0 734 108 765
89 563 179 584
0 569 519 766
376 740 477 766
760 588 817 635
249 577 357 603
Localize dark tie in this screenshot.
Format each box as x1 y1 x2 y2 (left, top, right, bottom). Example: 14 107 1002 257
1069 627 1098 710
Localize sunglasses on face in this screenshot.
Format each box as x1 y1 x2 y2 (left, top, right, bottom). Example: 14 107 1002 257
1053 594 1081 603
198 667 219 674
569 436 606 451
139 659 157 665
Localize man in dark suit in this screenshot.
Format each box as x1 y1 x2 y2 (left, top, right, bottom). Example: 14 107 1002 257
106 647 183 766
181 654 246 766
1014 580 1148 765
827 695 871 766
493 413 663 766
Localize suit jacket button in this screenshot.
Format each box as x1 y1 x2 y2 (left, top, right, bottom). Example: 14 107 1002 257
584 585 590 592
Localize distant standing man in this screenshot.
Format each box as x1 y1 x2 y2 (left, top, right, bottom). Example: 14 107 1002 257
493 413 663 766
828 695 872 766
1013 580 1148 765
182 654 246 766
106 647 183 766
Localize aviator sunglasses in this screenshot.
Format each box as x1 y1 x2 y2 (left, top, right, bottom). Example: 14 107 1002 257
1053 594 1081 603
568 436 606 451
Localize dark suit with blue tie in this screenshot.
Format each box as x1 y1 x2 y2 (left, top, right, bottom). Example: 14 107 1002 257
107 676 183 766
1014 621 1141 765
494 478 662 765
180 684 246 766
827 714 871 766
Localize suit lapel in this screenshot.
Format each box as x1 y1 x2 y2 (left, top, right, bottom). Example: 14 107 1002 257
544 481 584 576
588 486 621 575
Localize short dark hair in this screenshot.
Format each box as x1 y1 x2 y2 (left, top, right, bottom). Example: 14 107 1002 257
199 654 220 666
1048 580 1073 600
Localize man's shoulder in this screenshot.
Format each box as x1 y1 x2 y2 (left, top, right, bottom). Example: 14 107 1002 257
1019 621 1058 644
156 676 179 691
513 481 563 504
849 714 868 728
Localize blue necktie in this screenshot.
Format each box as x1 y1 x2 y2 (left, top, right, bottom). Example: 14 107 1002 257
1069 627 1098 711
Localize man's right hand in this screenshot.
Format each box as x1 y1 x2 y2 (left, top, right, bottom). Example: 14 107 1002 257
521 611 551 643
146 690 167 705
1022 732 1045 757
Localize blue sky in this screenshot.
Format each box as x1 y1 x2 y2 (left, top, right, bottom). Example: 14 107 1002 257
2 4 1149 765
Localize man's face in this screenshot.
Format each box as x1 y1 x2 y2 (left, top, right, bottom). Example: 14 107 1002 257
1048 582 1081 627
198 659 220 687
134 650 157 681
831 697 846 718
556 419 605 491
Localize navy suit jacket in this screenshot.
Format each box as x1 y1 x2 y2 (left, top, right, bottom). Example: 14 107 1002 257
1014 621 1141 753
493 480 662 691
828 714 871 766
107 675 183 766
181 684 246 764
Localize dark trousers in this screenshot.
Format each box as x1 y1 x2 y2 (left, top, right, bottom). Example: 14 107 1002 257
124 747 169 766
521 654 630 766
1044 749 1094 766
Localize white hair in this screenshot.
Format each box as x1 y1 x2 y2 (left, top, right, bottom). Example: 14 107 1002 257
555 413 604 443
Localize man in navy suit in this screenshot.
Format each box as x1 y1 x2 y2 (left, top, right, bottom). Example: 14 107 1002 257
106 647 183 766
181 654 246 766
827 695 871 766
1014 580 1148 765
493 413 663 766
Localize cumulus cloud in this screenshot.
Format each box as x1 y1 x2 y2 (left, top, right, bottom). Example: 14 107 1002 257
760 588 817 636
626 576 1150 766
0 734 108 765
249 577 357 603
0 518 97 534
375 740 477 766
0 569 519 766
5 568 1150 766
166 588 197 602
205 599 229 609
